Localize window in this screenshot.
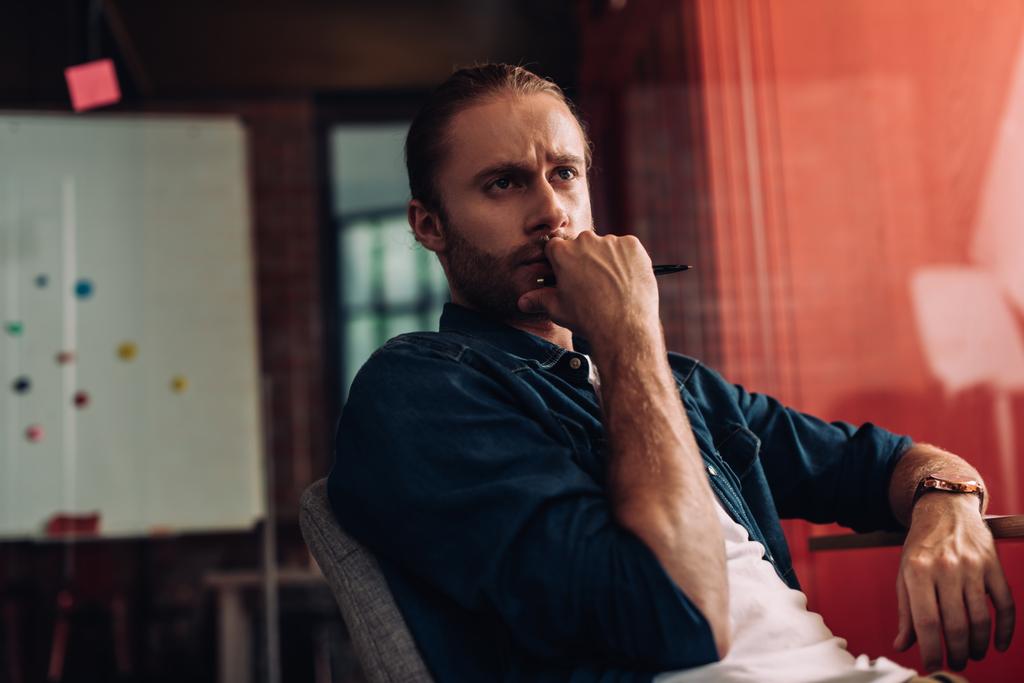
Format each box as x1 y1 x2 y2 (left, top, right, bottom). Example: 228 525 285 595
328 123 449 399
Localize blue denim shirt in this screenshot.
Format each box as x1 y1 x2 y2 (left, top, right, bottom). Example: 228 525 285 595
328 303 912 682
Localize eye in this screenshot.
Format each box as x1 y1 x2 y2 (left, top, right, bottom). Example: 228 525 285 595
492 177 512 190
555 167 578 181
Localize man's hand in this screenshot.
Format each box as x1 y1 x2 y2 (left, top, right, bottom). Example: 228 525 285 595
894 493 1015 672
519 230 732 656
516 230 660 345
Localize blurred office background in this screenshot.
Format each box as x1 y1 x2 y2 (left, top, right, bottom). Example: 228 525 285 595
1 1 1023 681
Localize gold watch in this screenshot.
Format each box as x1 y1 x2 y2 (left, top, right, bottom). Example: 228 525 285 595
912 475 985 513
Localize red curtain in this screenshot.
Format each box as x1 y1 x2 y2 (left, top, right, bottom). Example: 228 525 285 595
579 1 1024 679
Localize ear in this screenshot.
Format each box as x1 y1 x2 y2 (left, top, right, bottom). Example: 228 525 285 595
408 199 446 254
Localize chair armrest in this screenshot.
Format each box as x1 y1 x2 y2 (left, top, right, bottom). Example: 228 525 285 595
808 515 1024 552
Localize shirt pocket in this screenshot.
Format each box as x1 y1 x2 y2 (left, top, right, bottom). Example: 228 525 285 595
713 421 761 481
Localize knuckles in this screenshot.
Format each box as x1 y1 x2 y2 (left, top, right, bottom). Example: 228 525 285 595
903 546 991 579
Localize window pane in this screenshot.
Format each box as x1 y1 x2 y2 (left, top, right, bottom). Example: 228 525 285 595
341 222 376 308
427 251 449 301
384 313 423 340
380 217 419 306
344 313 378 391
328 124 409 217
424 302 445 331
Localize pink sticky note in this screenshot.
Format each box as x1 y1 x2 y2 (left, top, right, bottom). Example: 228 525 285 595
64 59 121 112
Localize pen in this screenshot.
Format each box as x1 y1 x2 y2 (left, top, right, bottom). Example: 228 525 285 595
536 264 693 287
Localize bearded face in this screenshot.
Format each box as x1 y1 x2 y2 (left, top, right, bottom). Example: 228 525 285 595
440 219 569 323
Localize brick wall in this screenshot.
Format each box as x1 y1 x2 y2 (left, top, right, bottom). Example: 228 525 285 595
240 98 331 516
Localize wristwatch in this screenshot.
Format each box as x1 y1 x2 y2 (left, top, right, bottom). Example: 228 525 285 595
912 475 985 513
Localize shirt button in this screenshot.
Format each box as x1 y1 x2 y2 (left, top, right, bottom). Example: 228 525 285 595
569 357 582 370
707 465 718 476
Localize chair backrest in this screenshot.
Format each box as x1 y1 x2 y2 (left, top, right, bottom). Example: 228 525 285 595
299 478 435 683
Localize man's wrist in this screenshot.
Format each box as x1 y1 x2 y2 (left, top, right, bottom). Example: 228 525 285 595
588 315 663 353
912 474 985 516
911 489 984 521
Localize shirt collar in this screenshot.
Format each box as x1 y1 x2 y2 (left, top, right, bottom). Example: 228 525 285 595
438 303 593 363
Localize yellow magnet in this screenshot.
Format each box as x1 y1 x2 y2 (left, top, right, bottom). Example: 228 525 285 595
117 342 138 361
171 375 188 393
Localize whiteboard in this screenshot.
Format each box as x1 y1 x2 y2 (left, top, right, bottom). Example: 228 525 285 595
0 113 265 538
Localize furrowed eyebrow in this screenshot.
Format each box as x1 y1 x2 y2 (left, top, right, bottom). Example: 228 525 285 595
550 153 585 168
470 154 585 186
471 163 530 186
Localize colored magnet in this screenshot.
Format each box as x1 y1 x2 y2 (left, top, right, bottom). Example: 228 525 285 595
45 512 100 536
35 274 49 288
74 279 94 299
26 424 45 443
56 350 76 365
12 376 31 394
171 375 188 393
117 342 137 361
5 321 23 336
64 59 121 113
73 390 90 409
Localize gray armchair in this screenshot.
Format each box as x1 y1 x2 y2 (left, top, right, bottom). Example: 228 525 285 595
299 478 435 683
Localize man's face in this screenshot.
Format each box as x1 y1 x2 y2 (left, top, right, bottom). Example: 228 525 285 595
433 92 593 321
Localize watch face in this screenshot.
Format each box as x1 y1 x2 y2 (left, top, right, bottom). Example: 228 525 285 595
925 477 982 494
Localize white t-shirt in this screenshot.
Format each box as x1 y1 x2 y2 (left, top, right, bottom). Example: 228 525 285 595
652 497 917 683
579 355 917 683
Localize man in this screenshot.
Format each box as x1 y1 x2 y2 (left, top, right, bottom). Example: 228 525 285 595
327 64 1014 682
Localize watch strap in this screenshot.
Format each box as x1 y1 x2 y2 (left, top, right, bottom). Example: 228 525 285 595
912 476 985 514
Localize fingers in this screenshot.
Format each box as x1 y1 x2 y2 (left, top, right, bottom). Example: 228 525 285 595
894 577 916 651
936 576 969 670
986 563 1016 652
964 578 990 661
905 563 944 672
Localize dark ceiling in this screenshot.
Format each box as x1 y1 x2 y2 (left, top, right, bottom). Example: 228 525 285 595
1 0 580 104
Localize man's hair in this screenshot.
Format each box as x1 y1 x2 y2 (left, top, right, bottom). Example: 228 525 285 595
405 63 592 219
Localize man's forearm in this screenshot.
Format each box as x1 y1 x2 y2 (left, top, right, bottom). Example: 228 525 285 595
591 321 730 657
889 442 987 527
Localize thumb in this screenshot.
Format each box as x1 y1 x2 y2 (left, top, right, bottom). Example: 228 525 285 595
517 288 557 315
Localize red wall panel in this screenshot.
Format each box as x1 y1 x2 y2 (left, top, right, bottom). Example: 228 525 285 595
581 0 1024 679
695 1 1024 679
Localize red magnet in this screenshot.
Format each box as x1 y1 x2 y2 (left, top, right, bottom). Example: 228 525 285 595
45 512 101 537
73 390 90 409
26 424 45 443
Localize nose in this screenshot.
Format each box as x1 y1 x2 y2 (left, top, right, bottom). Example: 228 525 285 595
527 177 569 237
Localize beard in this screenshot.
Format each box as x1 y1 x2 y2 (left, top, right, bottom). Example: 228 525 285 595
440 219 551 324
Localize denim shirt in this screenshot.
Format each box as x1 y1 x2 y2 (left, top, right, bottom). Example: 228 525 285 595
328 303 912 683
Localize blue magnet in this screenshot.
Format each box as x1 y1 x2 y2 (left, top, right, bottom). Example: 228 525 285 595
35 274 49 288
74 279 94 299
12 376 31 394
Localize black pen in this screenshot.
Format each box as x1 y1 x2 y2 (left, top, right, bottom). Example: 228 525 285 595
536 264 693 287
